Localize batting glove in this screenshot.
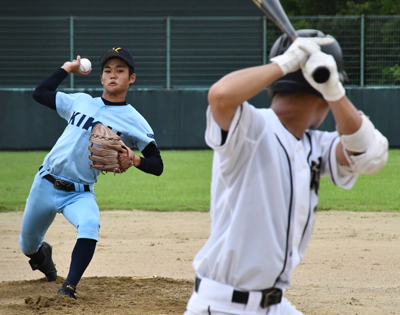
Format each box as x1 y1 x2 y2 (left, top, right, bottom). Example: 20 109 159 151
270 37 321 75
301 51 345 102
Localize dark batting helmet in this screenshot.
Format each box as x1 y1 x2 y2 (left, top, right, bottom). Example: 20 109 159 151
267 29 348 99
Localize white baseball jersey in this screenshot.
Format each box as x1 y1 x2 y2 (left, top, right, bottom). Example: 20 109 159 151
42 92 156 184
193 101 358 291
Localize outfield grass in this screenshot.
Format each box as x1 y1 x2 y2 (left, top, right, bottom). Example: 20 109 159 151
0 150 399 212
0 150 213 212
319 149 400 211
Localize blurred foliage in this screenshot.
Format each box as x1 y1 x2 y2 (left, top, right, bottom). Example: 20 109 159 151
380 64 400 85
267 12 400 86
281 0 400 16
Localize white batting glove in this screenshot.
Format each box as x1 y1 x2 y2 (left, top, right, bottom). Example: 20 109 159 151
270 37 321 75
301 51 346 102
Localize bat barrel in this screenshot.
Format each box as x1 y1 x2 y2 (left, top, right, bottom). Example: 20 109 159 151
252 0 331 83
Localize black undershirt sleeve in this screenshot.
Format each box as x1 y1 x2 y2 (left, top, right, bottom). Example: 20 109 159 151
32 68 163 176
31 68 68 111
137 142 164 176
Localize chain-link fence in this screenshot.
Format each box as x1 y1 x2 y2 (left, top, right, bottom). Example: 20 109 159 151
0 15 399 89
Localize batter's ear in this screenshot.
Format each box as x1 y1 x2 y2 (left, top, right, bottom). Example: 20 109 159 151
100 75 103 85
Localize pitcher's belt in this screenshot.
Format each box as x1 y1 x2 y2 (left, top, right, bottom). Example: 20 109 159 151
43 174 90 192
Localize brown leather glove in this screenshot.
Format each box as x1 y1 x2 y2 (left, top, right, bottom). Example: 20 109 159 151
88 123 134 174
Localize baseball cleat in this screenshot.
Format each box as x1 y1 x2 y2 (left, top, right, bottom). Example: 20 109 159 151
57 281 77 300
29 242 57 282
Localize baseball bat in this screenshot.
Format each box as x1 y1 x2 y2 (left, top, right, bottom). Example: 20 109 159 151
252 0 330 83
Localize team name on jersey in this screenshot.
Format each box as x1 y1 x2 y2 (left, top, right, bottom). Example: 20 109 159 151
68 111 122 136
310 157 322 195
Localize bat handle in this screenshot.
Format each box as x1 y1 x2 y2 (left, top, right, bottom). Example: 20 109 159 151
290 35 330 83
312 66 330 84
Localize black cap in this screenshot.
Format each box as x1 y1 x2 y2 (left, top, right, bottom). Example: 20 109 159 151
100 47 135 71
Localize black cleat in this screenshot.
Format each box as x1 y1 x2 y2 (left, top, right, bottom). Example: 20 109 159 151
57 281 77 300
29 242 57 282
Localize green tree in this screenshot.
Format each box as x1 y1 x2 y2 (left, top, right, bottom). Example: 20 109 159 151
345 0 400 14
280 0 400 15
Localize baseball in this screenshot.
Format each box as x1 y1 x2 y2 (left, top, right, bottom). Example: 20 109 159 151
79 58 92 73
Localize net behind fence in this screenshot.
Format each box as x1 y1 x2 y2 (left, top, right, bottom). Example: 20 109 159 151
0 15 399 89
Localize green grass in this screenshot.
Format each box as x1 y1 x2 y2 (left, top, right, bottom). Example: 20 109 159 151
0 150 213 212
95 150 213 211
319 149 400 211
0 149 399 212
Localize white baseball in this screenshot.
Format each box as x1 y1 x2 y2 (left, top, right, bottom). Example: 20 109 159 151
79 58 92 73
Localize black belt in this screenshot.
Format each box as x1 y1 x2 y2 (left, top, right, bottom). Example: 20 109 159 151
43 174 90 192
194 276 282 309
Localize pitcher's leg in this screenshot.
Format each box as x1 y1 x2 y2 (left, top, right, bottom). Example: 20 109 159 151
57 192 99 299
19 173 58 281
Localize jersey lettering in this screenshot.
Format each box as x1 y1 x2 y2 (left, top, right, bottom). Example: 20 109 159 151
68 111 101 132
68 111 124 135
76 114 87 127
83 117 101 131
310 157 322 195
68 112 81 125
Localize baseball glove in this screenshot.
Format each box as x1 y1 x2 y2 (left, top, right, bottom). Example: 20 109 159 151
88 123 135 174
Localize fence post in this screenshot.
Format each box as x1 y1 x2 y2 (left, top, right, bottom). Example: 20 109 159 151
166 16 171 89
360 14 365 87
263 16 267 64
69 16 74 88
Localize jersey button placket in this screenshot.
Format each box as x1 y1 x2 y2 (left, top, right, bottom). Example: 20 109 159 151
296 144 303 171
291 142 310 266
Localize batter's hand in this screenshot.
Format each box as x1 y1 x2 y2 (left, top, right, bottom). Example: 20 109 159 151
301 51 345 102
270 37 321 75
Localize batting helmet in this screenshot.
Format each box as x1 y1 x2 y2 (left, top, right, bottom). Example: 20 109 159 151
267 29 348 99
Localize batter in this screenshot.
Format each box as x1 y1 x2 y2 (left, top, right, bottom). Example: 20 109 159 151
185 30 388 314
19 47 163 299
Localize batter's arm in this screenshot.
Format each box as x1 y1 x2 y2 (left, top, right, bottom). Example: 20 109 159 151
329 96 388 174
328 96 362 166
208 37 320 131
300 49 385 170
208 63 283 131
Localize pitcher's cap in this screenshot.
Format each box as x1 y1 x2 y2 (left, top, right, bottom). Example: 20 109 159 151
100 47 135 71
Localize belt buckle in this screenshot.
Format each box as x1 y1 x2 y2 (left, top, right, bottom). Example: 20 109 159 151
54 179 74 191
260 288 282 308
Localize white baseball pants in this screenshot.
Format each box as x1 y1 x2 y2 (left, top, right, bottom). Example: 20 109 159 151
184 277 304 315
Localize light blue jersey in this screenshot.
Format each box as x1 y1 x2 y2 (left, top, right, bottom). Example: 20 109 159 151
20 91 157 254
42 92 156 184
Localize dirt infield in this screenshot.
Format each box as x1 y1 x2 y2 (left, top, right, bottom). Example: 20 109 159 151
1 210 399 314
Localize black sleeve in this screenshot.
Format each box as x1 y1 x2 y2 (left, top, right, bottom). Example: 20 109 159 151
137 142 164 176
31 68 69 111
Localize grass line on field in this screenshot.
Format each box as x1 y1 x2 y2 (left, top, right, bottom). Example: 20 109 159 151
0 149 399 212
